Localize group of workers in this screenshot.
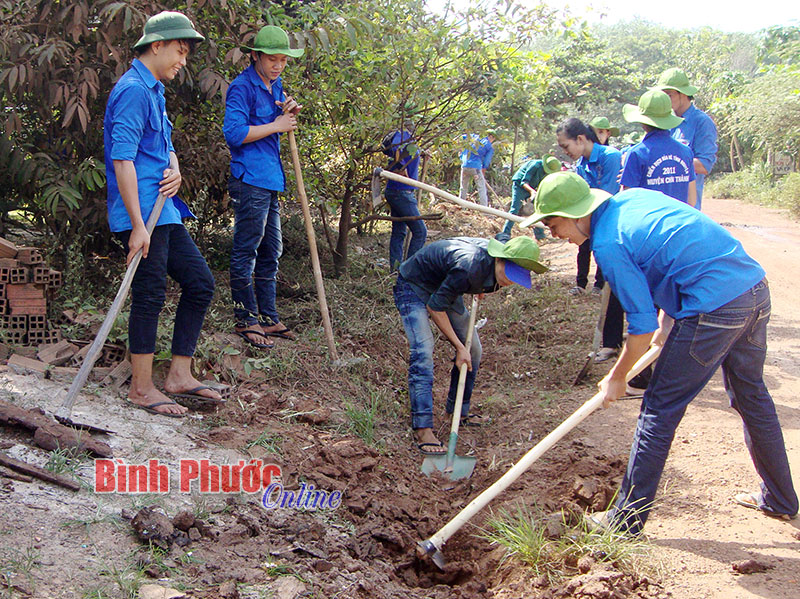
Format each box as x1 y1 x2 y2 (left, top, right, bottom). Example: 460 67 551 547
382 69 797 532
104 10 797 538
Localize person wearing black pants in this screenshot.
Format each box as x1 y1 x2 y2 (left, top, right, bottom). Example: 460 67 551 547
574 239 604 295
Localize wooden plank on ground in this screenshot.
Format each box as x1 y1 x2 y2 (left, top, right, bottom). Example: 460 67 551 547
0 452 80 491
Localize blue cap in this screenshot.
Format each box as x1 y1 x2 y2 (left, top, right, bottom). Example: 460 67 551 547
504 260 532 289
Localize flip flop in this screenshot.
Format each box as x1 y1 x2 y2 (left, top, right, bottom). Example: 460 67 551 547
128 400 185 418
417 441 446 456
262 327 296 341
459 413 489 427
234 329 274 349
166 386 226 411
734 492 793 520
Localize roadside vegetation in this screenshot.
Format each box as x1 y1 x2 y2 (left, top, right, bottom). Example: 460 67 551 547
708 167 800 216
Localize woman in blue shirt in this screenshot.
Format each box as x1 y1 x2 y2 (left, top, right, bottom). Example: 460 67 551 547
556 118 624 362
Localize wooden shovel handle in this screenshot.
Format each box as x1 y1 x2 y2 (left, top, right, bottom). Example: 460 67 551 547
426 344 662 550
56 193 168 420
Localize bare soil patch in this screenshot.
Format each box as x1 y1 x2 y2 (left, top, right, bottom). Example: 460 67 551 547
0 197 797 598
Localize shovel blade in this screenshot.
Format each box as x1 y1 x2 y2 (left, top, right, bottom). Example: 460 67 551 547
572 354 593 385
421 454 476 480
55 415 115 435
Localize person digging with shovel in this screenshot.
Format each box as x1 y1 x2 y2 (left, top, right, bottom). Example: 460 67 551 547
104 11 222 416
394 236 547 455
524 171 798 533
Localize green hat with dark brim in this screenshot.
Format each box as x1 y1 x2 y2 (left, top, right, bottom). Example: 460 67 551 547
243 25 304 58
487 236 548 275
520 172 611 227
133 11 205 50
589 117 620 137
622 89 684 130
656 67 698 96
542 154 561 174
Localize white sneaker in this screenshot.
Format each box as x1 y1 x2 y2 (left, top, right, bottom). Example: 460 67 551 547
568 286 585 296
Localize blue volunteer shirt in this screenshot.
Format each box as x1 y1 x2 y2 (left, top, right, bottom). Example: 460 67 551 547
460 134 494 169
512 159 547 190
104 59 194 233
223 65 287 192
670 103 718 209
590 188 765 335
385 129 421 192
576 143 622 194
620 129 695 202
398 237 498 314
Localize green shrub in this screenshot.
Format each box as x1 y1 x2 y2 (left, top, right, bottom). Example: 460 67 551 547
708 164 800 215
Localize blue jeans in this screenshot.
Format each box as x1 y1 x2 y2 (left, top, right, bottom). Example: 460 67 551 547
116 225 215 356
611 279 798 534
499 185 545 241
394 276 482 429
386 189 427 271
229 177 282 327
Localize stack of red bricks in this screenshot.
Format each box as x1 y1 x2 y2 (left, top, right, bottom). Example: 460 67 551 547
0 236 62 346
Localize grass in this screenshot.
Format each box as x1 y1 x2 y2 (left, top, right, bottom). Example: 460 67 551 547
44 446 91 480
0 546 40 596
60 505 123 535
97 556 143 599
481 503 658 585
708 166 800 216
341 384 397 449
245 431 284 456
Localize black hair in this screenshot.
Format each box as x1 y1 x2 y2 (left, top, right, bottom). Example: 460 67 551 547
134 38 197 58
556 117 599 144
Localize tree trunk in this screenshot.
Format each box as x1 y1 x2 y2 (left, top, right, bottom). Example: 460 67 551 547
333 168 355 276
732 134 744 171
510 125 519 176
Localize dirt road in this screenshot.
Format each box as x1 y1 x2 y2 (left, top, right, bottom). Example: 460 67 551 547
577 196 800 598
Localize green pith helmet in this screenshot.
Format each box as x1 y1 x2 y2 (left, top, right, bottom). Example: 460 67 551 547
487 236 548 274
622 89 684 130
133 11 205 50
542 154 561 174
520 172 611 227
243 25 304 57
656 67 698 96
589 117 620 137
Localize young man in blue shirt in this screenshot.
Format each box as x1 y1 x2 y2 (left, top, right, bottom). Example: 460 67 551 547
104 11 221 416
524 172 798 533
383 128 426 270
223 26 303 348
458 132 495 207
496 154 561 243
395 236 546 454
620 89 696 206
656 68 718 210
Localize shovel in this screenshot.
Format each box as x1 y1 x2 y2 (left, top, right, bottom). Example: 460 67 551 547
54 193 168 434
421 296 479 481
573 283 611 385
374 168 525 224
417 344 663 569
